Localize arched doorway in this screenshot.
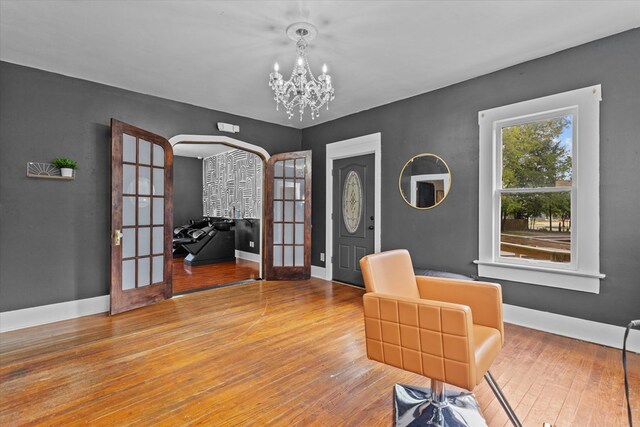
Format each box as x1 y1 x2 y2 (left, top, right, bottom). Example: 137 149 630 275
110 122 312 314
169 134 270 282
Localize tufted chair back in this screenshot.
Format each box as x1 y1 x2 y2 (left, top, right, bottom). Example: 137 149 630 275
360 249 420 299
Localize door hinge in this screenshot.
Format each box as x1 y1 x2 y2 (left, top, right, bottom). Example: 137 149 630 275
331 212 333 220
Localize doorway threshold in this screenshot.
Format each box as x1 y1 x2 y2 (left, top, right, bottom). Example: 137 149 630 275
174 278 260 296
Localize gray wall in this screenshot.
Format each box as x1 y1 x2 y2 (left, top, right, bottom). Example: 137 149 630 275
302 29 640 327
2 30 639 326
0 61 301 312
173 156 203 227
235 219 260 255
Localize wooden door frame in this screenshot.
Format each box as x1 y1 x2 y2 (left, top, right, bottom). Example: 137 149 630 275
110 119 174 315
168 135 270 278
263 150 312 280
325 133 381 281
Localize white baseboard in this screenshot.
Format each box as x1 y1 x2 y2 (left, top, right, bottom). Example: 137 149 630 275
235 250 261 263
2 289 638 354
504 303 640 353
0 295 109 333
311 265 327 279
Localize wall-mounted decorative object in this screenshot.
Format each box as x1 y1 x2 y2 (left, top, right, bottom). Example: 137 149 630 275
203 149 263 219
51 157 79 177
399 153 451 209
26 162 75 180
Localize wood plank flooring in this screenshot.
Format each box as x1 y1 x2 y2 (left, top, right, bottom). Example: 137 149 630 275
1 278 638 426
172 257 260 294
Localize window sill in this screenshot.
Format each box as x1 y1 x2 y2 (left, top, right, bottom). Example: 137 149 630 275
474 260 605 294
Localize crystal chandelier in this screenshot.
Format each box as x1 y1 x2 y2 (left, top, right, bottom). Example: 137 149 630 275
269 22 335 121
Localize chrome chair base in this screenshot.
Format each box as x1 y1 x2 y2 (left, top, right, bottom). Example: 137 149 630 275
394 383 488 427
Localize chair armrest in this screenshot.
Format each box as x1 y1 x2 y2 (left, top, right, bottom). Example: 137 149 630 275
416 276 503 343
363 292 477 391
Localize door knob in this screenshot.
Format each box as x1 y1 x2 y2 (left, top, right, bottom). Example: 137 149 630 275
368 225 375 230
114 229 123 246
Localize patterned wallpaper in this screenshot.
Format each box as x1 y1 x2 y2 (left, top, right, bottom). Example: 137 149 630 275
202 149 263 218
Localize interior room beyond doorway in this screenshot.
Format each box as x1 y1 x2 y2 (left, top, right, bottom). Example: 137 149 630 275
172 141 265 294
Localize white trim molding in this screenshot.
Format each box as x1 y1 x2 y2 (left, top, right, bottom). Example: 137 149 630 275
477 85 603 293
311 265 327 279
325 133 382 281
235 250 261 263
2 294 637 354
168 134 271 160
504 304 640 353
169 134 268 278
0 295 109 333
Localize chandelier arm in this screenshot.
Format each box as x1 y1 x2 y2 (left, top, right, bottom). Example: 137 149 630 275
305 59 319 83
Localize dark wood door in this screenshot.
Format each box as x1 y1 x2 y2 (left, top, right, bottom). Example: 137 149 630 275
110 119 173 314
333 154 375 286
264 151 312 280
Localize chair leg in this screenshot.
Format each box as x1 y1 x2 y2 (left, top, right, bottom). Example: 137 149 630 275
484 371 522 427
394 379 488 426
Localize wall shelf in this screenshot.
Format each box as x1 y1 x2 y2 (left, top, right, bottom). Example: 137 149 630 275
26 162 75 180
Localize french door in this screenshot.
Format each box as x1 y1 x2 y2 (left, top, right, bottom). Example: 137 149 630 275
110 119 173 314
264 151 312 280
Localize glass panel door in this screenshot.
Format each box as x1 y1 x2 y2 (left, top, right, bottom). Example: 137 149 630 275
265 151 311 280
121 139 165 289
110 119 173 315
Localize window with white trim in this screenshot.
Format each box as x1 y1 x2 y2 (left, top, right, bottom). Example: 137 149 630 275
476 85 604 293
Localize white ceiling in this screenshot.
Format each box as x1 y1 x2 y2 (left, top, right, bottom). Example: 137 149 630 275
1 1 639 129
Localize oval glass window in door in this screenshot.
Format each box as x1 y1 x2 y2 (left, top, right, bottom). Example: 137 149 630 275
342 170 363 234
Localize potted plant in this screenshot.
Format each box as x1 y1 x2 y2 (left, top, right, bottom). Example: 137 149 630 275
52 157 78 177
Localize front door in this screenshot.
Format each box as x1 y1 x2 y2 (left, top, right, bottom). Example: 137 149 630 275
264 151 312 280
332 154 375 286
110 119 173 314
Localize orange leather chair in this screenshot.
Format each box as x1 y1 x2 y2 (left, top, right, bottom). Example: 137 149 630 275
360 250 521 427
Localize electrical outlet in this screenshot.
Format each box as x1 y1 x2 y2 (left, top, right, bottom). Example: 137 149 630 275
249 241 254 248
320 253 325 262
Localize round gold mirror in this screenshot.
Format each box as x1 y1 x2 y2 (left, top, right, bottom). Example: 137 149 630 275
399 154 451 209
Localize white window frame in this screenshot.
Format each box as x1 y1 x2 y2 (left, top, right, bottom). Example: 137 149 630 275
476 85 605 294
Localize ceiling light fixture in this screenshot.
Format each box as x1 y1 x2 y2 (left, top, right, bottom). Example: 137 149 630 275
269 22 335 121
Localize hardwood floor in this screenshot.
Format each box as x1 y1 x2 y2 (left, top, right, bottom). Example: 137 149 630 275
1 278 638 426
172 257 260 294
